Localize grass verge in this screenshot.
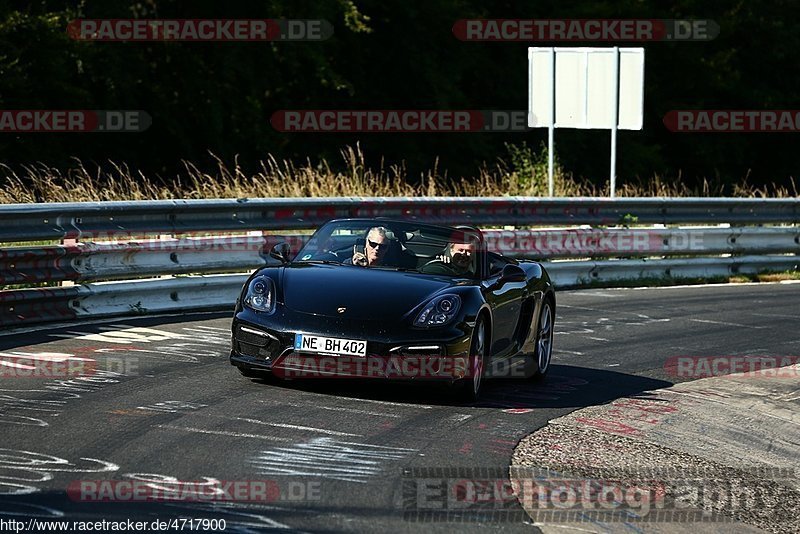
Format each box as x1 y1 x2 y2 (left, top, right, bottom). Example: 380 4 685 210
1 144 797 203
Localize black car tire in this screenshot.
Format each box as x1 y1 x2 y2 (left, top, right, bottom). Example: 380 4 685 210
456 316 486 402
532 300 554 381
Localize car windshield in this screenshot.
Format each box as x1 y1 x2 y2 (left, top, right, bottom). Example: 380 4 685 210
293 220 482 278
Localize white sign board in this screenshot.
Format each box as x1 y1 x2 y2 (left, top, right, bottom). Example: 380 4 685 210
527 47 645 197
528 47 643 129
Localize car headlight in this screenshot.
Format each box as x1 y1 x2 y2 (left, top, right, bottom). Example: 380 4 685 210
414 295 461 327
244 276 276 313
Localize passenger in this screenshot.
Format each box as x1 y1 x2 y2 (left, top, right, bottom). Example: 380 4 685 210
435 241 475 274
350 226 390 267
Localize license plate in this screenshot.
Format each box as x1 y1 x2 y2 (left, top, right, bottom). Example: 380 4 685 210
294 334 367 357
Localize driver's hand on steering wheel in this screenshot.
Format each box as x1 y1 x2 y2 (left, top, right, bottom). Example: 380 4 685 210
435 253 469 269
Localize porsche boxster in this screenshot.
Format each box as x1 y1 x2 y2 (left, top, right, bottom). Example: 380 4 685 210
229 218 555 401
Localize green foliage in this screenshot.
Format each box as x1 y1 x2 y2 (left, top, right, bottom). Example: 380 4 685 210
619 213 639 227
0 0 799 188
503 142 555 195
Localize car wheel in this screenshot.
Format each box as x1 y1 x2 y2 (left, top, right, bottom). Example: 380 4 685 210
457 317 486 402
533 300 554 380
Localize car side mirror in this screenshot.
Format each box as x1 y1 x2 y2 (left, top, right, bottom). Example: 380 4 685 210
269 242 292 264
492 264 526 288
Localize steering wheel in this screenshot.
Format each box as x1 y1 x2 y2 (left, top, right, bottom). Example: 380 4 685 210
419 259 458 275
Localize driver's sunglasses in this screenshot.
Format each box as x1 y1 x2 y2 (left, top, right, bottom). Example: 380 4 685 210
367 239 388 251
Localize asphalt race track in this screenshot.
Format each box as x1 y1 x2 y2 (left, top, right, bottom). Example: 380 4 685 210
1 282 798 533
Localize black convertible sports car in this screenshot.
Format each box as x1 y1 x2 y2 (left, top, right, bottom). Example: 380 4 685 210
229 218 555 401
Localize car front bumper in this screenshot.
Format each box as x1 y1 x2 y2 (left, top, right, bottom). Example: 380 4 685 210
230 307 474 381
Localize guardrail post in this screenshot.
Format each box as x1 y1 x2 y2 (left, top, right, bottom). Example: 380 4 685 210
61 237 77 287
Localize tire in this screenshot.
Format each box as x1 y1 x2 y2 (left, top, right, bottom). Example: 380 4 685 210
532 300 554 381
457 316 486 402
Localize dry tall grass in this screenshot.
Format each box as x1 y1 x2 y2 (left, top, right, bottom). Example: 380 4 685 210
0 145 795 203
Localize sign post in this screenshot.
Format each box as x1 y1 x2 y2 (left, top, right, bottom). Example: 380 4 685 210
528 47 644 197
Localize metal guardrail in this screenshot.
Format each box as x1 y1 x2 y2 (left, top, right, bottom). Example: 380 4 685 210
544 255 799 287
1 197 798 328
1 197 799 243
485 226 800 258
0 275 249 326
3 227 799 286
0 234 309 285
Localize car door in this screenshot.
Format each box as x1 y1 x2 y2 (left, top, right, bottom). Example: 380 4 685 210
484 256 527 357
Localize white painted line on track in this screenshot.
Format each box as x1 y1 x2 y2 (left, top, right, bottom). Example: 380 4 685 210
196 413 364 436
250 437 417 483
183 325 230 332
0 311 225 338
553 349 585 356
231 418 363 437
558 304 605 312
260 400 401 418
336 396 434 409
688 318 767 329
749 311 800 319
156 425 293 442
445 414 473 423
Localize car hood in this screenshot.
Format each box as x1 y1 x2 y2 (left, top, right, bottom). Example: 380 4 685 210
281 264 456 320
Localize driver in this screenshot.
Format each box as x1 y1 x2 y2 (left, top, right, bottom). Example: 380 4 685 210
350 226 390 267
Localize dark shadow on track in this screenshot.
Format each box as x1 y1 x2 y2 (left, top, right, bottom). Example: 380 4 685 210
240 364 673 410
